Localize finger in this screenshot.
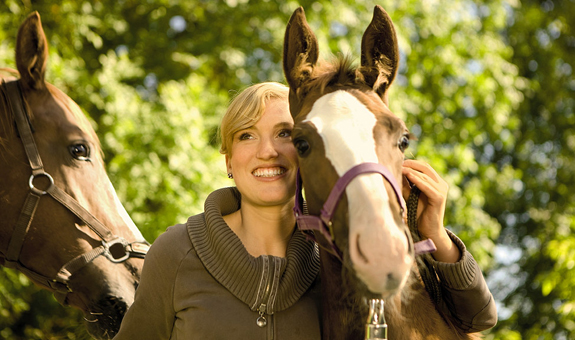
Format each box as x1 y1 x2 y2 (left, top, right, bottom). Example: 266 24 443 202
403 162 449 198
402 168 442 201
402 166 436 189
402 160 441 182
402 160 439 180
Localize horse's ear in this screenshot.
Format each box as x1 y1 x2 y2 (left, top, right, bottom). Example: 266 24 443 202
283 7 319 96
16 12 48 91
358 5 399 104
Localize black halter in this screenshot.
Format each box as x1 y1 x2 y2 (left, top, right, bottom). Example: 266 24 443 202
1 79 149 304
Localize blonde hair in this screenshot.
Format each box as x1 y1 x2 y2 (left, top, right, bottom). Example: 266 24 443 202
219 82 289 156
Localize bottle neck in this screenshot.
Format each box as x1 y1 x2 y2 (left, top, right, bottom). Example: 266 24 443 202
365 299 387 340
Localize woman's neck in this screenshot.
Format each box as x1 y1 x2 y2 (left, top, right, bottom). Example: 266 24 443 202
224 201 295 258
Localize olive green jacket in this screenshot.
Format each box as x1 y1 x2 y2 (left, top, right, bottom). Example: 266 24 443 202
114 187 321 340
114 187 496 339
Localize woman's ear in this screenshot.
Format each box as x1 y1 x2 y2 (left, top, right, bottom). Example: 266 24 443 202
225 154 232 174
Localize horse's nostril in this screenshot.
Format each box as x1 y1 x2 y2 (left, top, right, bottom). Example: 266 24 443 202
356 235 369 264
85 295 129 339
385 273 401 291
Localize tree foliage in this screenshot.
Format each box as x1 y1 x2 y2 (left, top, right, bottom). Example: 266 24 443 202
0 0 573 339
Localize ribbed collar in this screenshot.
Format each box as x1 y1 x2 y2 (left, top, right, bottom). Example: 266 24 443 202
187 187 320 314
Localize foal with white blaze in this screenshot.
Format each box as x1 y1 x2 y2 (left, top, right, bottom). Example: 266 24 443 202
302 90 413 294
284 5 497 340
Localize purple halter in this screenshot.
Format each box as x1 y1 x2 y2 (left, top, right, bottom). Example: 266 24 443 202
293 162 436 261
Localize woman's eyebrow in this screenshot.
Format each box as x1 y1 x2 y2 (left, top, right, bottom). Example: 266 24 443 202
275 122 294 129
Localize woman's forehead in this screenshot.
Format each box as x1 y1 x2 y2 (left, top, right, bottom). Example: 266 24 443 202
250 100 293 127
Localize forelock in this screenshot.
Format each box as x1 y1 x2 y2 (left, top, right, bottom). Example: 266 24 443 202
297 55 371 101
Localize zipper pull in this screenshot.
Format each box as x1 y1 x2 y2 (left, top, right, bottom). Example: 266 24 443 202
256 304 267 327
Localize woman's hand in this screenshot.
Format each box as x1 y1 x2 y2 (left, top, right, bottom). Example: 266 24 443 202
401 159 461 263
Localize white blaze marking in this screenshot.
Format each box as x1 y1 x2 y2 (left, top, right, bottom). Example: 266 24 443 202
304 91 379 174
305 90 410 294
304 91 390 209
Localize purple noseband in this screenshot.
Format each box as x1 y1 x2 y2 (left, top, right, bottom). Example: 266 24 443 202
293 162 436 261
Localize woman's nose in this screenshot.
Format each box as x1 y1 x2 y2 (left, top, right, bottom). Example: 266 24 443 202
256 138 279 159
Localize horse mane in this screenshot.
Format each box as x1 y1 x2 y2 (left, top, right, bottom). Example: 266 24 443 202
0 67 104 162
295 55 358 97
0 68 19 149
293 54 383 101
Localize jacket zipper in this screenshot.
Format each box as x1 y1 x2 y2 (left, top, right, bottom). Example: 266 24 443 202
256 255 276 339
267 313 275 340
257 255 273 326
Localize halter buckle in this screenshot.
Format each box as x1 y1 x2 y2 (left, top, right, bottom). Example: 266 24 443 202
103 238 130 263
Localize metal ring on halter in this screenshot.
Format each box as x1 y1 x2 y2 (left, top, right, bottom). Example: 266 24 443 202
103 238 130 263
28 172 54 195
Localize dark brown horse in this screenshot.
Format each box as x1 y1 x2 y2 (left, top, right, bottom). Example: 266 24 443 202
284 6 481 340
0 12 149 339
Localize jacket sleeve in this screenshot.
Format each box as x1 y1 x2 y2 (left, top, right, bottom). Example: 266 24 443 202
114 224 189 340
430 229 498 333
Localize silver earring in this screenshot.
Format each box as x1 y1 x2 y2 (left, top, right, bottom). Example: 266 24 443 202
227 173 233 179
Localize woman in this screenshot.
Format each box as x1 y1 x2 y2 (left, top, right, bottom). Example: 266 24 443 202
114 82 321 339
114 82 495 339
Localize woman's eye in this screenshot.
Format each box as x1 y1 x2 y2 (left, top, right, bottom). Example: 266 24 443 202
239 132 253 140
278 129 292 138
69 143 91 161
398 135 410 152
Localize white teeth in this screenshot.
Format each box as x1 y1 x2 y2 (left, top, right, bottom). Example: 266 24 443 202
253 167 286 177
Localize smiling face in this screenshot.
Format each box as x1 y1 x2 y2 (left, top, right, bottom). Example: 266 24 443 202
226 98 298 208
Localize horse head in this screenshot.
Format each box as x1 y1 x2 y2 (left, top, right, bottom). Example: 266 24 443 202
0 12 148 339
284 6 414 300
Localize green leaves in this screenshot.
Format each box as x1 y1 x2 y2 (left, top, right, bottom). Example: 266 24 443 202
1 0 574 338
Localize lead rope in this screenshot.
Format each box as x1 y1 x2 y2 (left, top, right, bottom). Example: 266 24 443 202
407 185 442 306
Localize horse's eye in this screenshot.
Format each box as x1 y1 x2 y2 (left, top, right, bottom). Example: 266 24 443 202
294 139 310 156
398 135 410 152
69 143 91 161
